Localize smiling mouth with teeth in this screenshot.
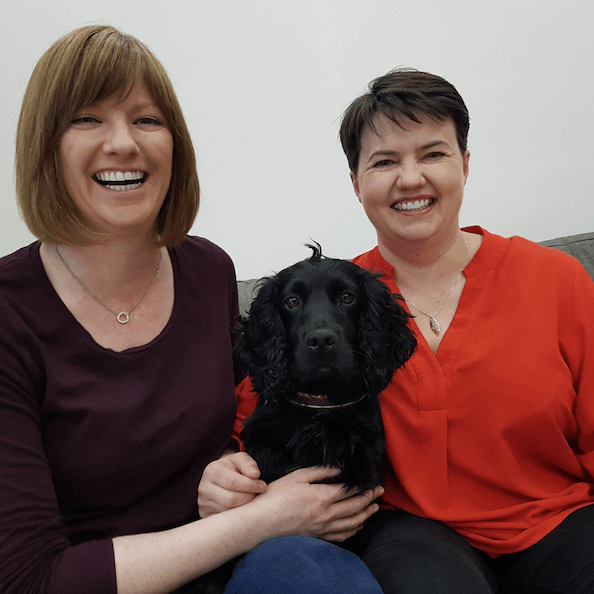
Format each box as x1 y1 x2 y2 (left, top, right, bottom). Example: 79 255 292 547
393 198 435 211
94 171 147 192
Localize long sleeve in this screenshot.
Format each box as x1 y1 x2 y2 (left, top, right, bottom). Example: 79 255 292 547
565 253 594 481
0 295 118 593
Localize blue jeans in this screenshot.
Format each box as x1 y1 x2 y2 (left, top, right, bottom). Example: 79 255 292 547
224 536 383 594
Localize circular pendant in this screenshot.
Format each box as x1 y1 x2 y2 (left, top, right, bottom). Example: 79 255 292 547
117 311 130 324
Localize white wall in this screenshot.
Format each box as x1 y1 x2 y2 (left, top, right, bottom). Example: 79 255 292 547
2 0 593 280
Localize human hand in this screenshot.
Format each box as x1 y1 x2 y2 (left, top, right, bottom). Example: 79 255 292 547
252 466 384 543
198 451 267 518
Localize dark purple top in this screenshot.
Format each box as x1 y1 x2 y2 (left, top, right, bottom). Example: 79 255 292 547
0 237 239 593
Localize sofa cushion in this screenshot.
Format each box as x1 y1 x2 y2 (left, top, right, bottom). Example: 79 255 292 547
237 279 261 316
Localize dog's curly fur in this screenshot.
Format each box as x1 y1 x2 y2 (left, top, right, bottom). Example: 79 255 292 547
235 245 416 490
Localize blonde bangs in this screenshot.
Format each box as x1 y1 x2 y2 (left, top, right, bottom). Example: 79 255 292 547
16 25 199 246
55 31 152 132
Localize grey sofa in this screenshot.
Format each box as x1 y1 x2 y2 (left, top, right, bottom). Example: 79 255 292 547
237 232 594 315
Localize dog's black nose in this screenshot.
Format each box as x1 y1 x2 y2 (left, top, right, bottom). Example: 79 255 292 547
307 329 337 353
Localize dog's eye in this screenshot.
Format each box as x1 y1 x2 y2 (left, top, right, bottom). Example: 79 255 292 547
285 296 300 309
341 293 355 305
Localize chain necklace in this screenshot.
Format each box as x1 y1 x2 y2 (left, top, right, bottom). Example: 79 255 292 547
403 236 469 337
55 245 162 324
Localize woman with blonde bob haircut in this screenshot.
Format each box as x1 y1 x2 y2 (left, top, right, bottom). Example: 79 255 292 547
16 25 198 246
0 25 384 594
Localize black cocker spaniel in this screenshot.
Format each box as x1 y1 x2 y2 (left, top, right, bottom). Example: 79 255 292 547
235 244 416 491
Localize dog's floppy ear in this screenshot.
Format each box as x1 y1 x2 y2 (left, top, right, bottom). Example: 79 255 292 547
233 277 290 402
357 270 417 395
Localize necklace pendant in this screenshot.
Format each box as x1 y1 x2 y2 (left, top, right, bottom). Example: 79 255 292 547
429 316 441 336
117 312 130 324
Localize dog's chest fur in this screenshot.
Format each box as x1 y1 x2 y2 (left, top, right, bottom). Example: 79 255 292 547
242 398 385 490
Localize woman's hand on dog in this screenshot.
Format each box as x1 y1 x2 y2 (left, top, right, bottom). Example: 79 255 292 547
256 466 384 543
201 460 384 543
198 451 267 518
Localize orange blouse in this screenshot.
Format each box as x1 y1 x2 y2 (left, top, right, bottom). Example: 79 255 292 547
233 227 594 557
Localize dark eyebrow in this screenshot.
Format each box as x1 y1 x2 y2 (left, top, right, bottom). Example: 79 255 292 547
367 150 399 161
420 140 452 151
367 140 453 162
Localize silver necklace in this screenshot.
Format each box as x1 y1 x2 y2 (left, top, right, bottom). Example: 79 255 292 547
55 244 162 324
403 237 469 337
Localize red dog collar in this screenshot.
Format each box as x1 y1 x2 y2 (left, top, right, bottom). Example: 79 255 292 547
286 392 367 410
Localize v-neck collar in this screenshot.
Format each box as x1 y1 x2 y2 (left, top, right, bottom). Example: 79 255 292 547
357 227 508 373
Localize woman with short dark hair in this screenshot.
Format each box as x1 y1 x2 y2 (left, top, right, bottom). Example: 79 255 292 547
339 67 594 594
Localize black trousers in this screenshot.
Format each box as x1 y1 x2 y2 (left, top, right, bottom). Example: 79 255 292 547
345 506 594 594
